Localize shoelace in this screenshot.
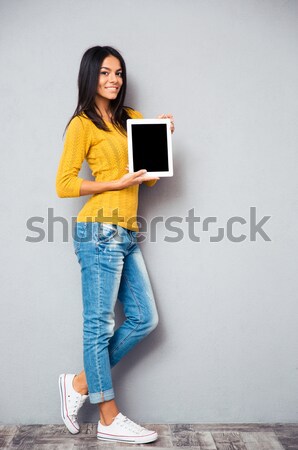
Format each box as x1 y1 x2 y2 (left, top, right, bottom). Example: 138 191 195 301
68 393 85 416
117 415 146 433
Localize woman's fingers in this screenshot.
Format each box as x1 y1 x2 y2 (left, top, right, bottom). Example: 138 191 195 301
157 113 175 134
131 170 159 184
118 169 159 189
133 169 147 177
134 170 159 184
134 171 159 181
142 176 160 183
157 113 173 118
121 170 147 185
157 113 173 119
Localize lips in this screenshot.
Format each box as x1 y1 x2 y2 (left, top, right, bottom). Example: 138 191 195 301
106 86 119 90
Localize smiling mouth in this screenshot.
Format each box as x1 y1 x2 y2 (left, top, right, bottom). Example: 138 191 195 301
106 87 119 90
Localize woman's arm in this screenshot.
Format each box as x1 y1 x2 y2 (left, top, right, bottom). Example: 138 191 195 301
79 170 159 196
56 117 90 198
56 116 159 198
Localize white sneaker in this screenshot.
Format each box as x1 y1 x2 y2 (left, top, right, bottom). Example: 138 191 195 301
97 412 158 444
58 373 88 434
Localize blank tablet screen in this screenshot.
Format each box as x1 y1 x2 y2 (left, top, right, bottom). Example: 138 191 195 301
131 124 169 172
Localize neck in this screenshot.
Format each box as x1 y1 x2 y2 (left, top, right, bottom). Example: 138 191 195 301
95 96 112 120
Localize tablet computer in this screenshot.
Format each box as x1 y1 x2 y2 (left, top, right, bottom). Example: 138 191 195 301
127 118 173 177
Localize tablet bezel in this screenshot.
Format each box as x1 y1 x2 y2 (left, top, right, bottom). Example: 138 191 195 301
127 118 173 177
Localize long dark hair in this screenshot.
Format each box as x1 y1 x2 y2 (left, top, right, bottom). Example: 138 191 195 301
65 46 133 134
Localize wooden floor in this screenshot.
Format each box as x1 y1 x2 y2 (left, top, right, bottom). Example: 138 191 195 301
1 423 298 449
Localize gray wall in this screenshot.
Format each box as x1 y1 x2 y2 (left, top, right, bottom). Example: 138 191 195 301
1 0 297 424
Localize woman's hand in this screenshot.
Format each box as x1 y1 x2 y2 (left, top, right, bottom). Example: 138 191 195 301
157 113 175 134
116 170 159 190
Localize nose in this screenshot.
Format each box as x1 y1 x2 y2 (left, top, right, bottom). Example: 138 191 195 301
109 72 117 83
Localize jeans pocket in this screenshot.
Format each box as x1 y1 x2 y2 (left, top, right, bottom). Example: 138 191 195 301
97 223 118 244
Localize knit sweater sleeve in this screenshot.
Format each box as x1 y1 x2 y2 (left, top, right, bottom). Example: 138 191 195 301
56 116 91 198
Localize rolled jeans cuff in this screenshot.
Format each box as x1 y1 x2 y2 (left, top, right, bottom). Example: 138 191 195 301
89 388 115 404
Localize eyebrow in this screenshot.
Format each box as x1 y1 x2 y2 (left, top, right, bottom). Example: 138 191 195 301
100 66 122 71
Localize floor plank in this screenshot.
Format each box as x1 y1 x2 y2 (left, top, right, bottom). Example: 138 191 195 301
0 425 18 449
274 428 298 450
170 424 217 448
211 431 247 449
241 431 284 450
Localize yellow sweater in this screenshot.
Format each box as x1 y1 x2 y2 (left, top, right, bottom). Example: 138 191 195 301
56 108 155 231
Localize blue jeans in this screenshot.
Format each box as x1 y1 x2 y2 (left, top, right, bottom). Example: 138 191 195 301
73 222 159 404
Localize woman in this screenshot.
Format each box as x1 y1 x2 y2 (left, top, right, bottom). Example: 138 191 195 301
56 45 174 444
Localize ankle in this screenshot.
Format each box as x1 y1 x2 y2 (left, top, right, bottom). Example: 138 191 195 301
99 409 119 427
100 416 115 426
72 375 88 395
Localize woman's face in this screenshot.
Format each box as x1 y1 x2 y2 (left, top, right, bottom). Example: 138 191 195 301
97 55 123 102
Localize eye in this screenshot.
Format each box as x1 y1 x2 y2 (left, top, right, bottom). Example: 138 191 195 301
100 71 109 76
116 72 123 77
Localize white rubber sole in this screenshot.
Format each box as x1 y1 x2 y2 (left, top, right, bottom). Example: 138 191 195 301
58 374 80 435
97 431 158 444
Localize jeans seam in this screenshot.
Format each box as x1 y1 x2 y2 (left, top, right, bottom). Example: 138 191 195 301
109 271 143 356
96 245 104 396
